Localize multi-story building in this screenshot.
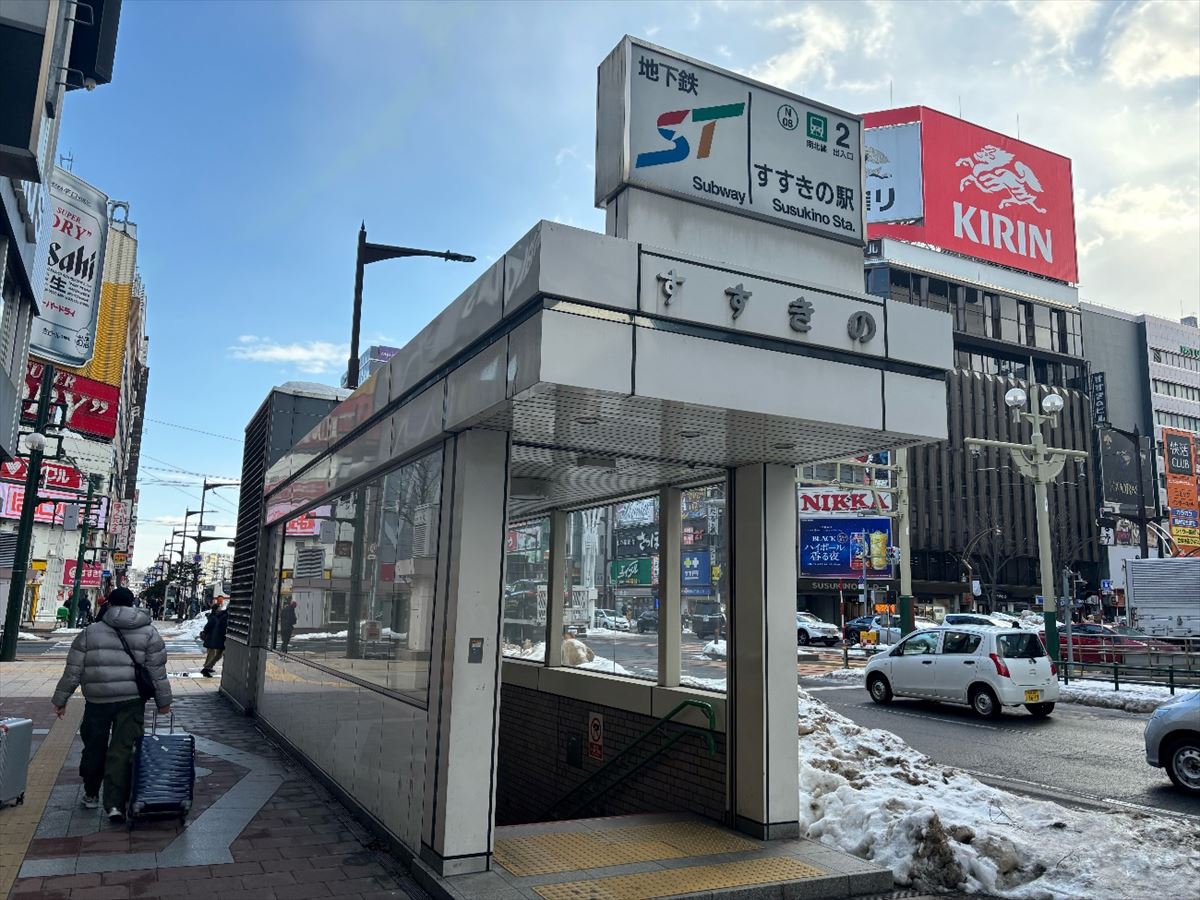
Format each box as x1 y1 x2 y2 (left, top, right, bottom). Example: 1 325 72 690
340 344 399 389
0 0 123 461
848 106 1098 615
1081 305 1200 592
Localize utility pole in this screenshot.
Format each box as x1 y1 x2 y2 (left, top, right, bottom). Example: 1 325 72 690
965 384 1088 662
69 474 102 627
894 449 915 635
1 364 54 661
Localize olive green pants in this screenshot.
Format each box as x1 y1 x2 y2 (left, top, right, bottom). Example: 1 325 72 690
79 698 145 810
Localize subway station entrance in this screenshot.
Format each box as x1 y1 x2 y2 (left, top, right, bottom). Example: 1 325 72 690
223 38 952 900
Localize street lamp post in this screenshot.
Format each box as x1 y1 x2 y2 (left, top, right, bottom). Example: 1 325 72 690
347 223 475 390
965 384 1088 661
191 480 238 607
1 365 55 661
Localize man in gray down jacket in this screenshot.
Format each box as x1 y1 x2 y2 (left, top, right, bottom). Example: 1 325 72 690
52 587 172 822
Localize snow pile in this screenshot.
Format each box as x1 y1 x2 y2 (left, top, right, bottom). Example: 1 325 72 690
796 688 1200 897
578 654 635 676
1059 679 1193 714
814 666 870 683
290 630 348 641
17 631 44 641
51 627 82 635
159 617 208 642
702 639 726 658
680 674 728 692
503 640 547 660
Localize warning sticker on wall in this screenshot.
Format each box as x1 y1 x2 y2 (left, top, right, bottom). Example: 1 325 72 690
588 712 604 761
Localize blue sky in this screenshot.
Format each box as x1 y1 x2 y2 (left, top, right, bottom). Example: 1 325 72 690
54 1 1199 567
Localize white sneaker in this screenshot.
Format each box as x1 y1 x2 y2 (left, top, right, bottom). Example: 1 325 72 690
81 794 100 809
107 807 125 823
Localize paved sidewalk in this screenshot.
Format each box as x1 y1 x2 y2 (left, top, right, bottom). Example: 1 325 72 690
1 657 428 900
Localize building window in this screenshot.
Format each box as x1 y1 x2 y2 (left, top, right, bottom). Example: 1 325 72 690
501 517 550 661
890 269 912 305
1155 410 1200 432
272 447 443 707
1151 347 1200 372
1152 379 1200 403
865 267 889 298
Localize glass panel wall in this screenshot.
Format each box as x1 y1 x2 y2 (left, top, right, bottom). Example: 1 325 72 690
501 517 550 661
680 484 727 692
271 447 443 706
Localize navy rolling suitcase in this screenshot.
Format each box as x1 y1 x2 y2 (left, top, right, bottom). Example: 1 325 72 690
127 712 194 827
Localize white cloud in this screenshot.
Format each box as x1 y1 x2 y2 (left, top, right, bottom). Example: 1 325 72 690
236 334 257 343
1105 1 1200 87
1077 181 1200 242
1015 0 1100 56
750 6 851 89
228 338 347 374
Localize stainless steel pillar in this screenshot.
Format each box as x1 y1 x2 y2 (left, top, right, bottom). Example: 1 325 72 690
421 429 511 876
729 464 801 839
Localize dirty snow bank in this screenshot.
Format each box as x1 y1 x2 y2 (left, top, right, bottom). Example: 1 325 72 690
159 617 207 641
1058 678 1192 713
797 688 1200 898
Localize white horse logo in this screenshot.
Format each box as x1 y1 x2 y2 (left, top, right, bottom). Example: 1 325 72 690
956 145 1046 213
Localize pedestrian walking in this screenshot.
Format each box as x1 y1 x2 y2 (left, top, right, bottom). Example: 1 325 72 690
77 595 92 626
280 599 297 652
199 594 228 677
51 587 172 822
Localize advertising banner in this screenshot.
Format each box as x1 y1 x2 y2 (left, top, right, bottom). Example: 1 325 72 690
615 525 659 558
505 520 545 553
22 360 120 441
1162 428 1199 549
31 167 109 367
681 550 711 586
1090 372 1107 426
799 517 893 579
864 122 923 223
0 457 85 492
1098 429 1156 518
798 486 893 515
614 498 657 526
597 37 864 245
284 505 331 537
865 106 1078 283
62 560 103 588
0 481 108 528
609 556 659 586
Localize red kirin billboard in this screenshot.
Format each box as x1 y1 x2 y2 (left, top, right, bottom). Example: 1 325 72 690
865 106 1078 284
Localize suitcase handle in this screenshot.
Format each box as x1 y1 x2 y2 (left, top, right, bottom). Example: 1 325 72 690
150 709 175 734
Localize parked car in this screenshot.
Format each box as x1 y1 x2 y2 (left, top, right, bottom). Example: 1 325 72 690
1144 690 1200 795
690 600 725 639
943 613 1008 628
865 614 938 645
637 610 658 633
1048 622 1176 662
594 609 629 631
864 626 1059 718
796 612 840 646
844 615 876 643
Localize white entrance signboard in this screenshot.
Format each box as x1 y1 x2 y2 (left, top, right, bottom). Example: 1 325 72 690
33 167 109 368
596 36 865 245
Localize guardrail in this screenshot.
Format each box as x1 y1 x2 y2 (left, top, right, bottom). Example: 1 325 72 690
1060 660 1200 694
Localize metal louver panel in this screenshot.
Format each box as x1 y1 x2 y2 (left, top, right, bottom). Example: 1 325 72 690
228 402 270 639
294 547 325 579
0 532 17 569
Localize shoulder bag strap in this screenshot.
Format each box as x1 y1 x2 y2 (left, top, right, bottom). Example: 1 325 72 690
107 621 140 665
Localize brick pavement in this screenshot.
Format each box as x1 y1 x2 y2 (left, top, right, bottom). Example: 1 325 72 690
1 657 428 900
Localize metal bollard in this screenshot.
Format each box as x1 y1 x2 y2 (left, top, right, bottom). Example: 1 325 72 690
1169 667 1175 695
1113 663 1120 692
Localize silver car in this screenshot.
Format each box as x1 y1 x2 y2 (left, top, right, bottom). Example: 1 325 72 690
1144 690 1200 795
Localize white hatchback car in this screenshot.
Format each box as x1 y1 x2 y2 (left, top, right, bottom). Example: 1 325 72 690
864 626 1059 718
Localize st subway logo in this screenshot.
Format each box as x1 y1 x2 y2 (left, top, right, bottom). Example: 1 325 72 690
635 102 745 168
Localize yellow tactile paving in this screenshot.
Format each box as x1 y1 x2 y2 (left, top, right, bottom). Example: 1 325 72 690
494 822 760 876
533 857 827 900
0 701 83 896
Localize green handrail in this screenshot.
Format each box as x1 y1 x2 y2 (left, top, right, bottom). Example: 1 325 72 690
543 699 718 821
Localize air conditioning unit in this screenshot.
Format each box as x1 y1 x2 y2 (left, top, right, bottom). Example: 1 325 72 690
411 504 439 558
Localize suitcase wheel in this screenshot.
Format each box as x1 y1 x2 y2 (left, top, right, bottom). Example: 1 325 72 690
16 793 24 805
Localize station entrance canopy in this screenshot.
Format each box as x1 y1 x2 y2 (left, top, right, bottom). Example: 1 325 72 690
243 36 953 886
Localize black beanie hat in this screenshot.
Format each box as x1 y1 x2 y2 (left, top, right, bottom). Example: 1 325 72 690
107 587 136 607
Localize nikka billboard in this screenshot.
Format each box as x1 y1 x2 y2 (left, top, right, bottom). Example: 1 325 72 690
864 107 1078 284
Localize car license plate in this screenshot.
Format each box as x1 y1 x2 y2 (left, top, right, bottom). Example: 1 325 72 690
1024 690 1041 702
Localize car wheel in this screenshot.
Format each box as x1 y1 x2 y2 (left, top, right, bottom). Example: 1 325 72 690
825 638 838 647
1025 702 1055 718
798 630 811 646
1164 737 1200 795
970 685 1002 719
867 674 892 704
846 629 860 644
